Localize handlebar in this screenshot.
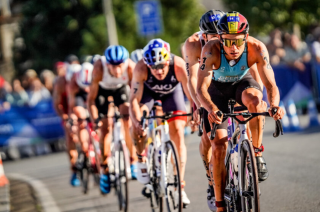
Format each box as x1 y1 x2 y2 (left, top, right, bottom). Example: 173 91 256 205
210 109 283 140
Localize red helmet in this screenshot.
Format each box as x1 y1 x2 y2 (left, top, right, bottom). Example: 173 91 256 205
217 12 249 34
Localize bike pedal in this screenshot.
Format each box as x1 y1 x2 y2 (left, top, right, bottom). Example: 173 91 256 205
183 203 188 209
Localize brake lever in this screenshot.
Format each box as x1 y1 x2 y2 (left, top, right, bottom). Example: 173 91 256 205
271 108 284 137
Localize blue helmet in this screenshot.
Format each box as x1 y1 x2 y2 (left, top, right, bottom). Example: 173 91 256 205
104 45 129 65
143 39 170 66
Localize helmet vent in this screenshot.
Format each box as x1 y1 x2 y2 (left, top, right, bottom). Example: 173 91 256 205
239 23 245 31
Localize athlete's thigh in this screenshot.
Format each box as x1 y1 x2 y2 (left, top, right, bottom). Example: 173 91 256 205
161 84 186 113
235 75 263 106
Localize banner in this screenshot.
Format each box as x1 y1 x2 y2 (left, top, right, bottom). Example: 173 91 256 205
0 100 64 147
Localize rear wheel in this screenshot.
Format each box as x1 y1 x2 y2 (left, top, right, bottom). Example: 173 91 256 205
164 140 182 212
240 139 260 212
115 141 128 212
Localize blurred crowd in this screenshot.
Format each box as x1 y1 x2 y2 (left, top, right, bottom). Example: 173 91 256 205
0 54 81 112
265 27 320 71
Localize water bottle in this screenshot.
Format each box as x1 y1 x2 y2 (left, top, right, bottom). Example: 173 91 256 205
230 143 239 173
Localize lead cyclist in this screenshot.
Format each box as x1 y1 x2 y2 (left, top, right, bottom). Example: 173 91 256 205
197 12 284 212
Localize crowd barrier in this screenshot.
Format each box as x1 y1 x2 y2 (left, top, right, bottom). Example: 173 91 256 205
0 100 64 150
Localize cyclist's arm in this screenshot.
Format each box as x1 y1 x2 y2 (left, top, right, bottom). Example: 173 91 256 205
174 56 194 110
52 77 65 118
183 36 202 108
254 42 280 108
127 59 135 88
67 75 78 116
87 60 103 123
196 41 220 113
129 60 148 126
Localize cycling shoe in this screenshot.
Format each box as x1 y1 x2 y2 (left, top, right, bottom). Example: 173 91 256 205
100 173 111 194
256 156 269 182
207 184 216 211
70 173 80 187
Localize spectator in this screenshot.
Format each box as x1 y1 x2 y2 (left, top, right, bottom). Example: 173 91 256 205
0 80 12 112
283 34 311 71
27 78 51 106
40 69 55 94
266 29 286 65
21 69 38 90
6 79 29 106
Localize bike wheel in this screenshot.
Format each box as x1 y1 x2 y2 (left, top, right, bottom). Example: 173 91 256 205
240 139 260 212
115 142 128 212
164 140 182 212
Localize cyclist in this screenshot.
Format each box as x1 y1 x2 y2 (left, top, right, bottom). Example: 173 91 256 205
129 38 193 207
183 9 225 211
197 12 284 211
87 45 137 194
53 63 81 187
67 62 94 160
130 49 144 63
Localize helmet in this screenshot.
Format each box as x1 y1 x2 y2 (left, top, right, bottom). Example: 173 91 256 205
217 12 249 34
65 64 81 82
143 39 170 66
130 49 144 63
76 62 93 89
65 54 79 64
104 45 129 65
90 54 101 65
199 9 225 34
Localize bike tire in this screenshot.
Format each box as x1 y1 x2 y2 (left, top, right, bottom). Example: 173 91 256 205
240 139 260 212
164 140 182 212
115 142 129 212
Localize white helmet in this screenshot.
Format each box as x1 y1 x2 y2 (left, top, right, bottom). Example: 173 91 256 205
66 64 81 82
130 49 144 63
76 62 93 89
143 38 170 66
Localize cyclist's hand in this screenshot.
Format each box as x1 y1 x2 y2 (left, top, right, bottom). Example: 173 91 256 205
268 106 284 121
192 108 201 125
93 120 102 131
208 110 223 125
134 120 146 137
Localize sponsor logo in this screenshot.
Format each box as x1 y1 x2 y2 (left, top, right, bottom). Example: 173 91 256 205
0 124 13 134
241 66 246 71
151 84 173 91
171 75 177 83
147 76 153 83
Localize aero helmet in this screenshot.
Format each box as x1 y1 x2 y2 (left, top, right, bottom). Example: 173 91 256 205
199 9 225 34
130 49 144 63
143 39 170 66
65 64 81 82
104 45 129 65
76 62 93 89
217 11 249 35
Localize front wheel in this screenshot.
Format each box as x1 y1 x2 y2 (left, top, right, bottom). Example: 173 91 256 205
164 140 182 212
240 139 260 212
115 142 129 212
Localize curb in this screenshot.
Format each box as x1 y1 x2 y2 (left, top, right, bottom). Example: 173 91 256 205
7 173 60 212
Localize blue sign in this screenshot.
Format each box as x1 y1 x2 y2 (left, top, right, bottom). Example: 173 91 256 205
135 0 163 36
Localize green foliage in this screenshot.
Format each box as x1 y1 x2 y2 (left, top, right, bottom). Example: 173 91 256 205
221 0 320 37
13 0 204 75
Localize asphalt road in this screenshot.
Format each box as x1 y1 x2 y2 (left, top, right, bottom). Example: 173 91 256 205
3 117 320 212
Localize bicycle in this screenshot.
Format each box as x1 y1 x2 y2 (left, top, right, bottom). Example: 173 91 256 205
140 106 192 212
209 99 283 212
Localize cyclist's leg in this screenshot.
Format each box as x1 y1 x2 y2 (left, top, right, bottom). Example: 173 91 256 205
199 127 212 185
236 76 269 181
73 105 89 153
207 128 228 212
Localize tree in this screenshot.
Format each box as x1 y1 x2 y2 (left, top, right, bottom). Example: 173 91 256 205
220 0 320 37
13 0 204 75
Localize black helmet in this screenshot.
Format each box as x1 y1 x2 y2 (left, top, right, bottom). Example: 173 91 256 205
217 11 249 35
199 9 225 34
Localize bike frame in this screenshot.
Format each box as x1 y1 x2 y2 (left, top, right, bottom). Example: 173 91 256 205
146 110 171 198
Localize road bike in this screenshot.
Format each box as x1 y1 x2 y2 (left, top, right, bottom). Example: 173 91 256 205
140 105 192 212
210 99 283 212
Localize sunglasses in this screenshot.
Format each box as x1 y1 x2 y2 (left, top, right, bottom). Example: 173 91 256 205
150 64 165 70
221 38 246 47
